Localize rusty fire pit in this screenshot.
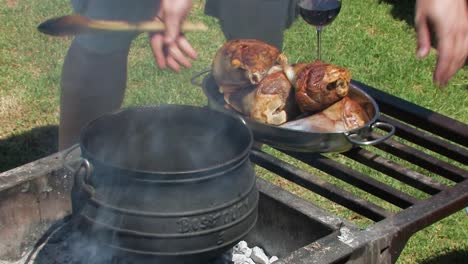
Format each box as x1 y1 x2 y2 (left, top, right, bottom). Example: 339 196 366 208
0 81 467 264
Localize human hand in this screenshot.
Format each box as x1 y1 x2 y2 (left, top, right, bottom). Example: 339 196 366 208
150 0 197 72
415 0 468 86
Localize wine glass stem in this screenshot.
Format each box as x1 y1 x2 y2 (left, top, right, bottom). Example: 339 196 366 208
316 26 322 60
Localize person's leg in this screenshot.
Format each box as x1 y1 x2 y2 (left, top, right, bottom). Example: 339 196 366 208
59 0 160 150
58 41 130 150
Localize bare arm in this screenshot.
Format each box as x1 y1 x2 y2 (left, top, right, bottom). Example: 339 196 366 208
415 0 468 86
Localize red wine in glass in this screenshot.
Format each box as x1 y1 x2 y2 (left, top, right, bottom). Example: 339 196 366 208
298 0 342 60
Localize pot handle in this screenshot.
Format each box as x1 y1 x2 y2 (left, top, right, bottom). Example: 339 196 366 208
346 121 395 146
76 159 95 195
190 69 211 87
62 144 95 195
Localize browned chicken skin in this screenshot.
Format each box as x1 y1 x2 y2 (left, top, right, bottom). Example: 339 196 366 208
212 39 360 131
212 39 283 94
281 96 370 132
225 69 299 125
292 61 350 113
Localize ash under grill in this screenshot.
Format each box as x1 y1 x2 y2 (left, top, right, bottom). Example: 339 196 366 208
0 219 233 264
0 173 338 264
1 80 467 263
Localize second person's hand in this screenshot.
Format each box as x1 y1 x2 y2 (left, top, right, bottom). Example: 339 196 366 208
415 0 468 87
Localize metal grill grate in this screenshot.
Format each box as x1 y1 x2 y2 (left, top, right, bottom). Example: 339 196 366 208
249 80 468 263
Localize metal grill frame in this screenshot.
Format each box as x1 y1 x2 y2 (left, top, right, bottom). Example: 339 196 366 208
0 80 466 264
250 80 468 263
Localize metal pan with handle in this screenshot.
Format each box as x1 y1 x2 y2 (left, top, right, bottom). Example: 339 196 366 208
191 69 395 153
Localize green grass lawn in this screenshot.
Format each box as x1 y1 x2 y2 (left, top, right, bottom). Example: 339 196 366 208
1 0 467 263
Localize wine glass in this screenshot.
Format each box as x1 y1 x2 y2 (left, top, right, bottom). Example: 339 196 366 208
298 0 342 61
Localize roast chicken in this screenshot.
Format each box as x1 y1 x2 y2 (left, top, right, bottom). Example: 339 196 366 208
281 96 370 132
211 39 363 132
285 60 351 113
224 69 300 125
212 39 285 94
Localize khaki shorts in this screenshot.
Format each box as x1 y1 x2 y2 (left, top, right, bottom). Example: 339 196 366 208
71 0 160 53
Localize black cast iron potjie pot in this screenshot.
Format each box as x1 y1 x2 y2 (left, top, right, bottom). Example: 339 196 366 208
69 105 258 263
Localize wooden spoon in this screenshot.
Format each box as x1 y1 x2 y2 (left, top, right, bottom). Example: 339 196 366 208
38 15 208 36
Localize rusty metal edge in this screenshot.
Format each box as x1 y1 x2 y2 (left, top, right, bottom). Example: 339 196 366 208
0 152 64 193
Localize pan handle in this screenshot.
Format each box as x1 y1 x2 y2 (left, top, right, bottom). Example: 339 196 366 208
346 122 395 146
190 69 211 87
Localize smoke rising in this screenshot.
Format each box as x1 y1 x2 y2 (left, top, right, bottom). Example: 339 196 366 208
62 105 253 263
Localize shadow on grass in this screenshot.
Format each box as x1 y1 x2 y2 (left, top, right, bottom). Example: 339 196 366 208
419 249 468 264
0 125 58 173
379 0 445 53
381 0 467 66
379 0 416 27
